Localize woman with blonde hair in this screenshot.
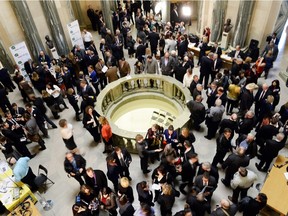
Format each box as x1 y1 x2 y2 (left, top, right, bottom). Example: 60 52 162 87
157 183 176 216
99 116 113 153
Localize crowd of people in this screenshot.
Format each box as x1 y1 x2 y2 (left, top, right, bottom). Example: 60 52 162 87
0 0 286 216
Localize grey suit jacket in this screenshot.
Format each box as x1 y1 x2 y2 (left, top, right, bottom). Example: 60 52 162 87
160 56 174 76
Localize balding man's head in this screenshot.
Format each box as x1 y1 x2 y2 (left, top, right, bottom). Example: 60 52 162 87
220 199 230 209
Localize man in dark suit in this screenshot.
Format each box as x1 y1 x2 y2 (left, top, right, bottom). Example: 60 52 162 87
78 80 96 112
219 113 238 139
148 27 160 56
24 59 34 77
180 153 198 195
238 83 257 119
256 133 286 172
187 95 206 131
266 32 279 45
211 54 222 81
221 147 250 187
189 75 199 96
170 5 180 29
211 42 222 57
84 167 108 195
229 45 245 60
112 146 132 180
64 152 86 185
197 162 219 183
200 52 214 89
177 36 187 60
254 83 271 118
194 172 217 203
206 81 218 108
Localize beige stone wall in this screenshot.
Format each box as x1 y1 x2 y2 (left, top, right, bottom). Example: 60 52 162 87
0 1 25 62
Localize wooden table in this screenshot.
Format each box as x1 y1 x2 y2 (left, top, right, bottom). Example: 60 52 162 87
188 43 233 69
261 155 288 216
0 161 37 211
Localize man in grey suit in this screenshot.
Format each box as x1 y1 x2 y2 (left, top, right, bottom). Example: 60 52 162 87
144 55 159 74
262 41 279 61
160 52 174 76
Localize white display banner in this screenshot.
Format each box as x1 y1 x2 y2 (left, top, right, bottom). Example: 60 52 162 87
9 41 31 80
67 20 84 49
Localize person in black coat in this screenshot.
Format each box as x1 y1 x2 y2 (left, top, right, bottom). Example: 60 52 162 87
78 80 96 112
0 86 13 113
118 177 134 203
67 88 81 121
170 5 180 29
189 74 199 95
211 54 222 82
157 183 177 216
254 83 272 118
218 113 238 139
106 155 121 192
221 147 250 187
117 194 135 216
238 193 267 216
211 42 222 57
200 53 214 89
186 188 210 216
238 83 257 118
194 172 217 203
136 181 154 206
64 152 86 185
0 67 16 92
84 167 107 196
135 40 146 63
112 147 132 180
197 162 219 183
82 106 100 143
148 27 159 56
179 153 198 195
211 199 237 216
238 111 255 136
177 36 187 60
212 128 232 167
187 95 206 131
256 133 286 172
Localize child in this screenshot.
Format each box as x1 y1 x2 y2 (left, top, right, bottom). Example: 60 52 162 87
66 88 81 121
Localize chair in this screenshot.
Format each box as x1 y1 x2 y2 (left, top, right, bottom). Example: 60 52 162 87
34 165 55 193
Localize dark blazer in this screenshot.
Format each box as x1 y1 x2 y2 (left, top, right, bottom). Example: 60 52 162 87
219 119 238 138
181 161 197 183
148 31 160 48
11 107 26 118
24 61 34 76
177 41 187 59
211 46 222 57
84 169 108 191
212 58 222 73
200 56 213 75
263 139 285 159
194 174 217 197
229 50 245 60
79 84 96 102
112 148 132 168
197 164 219 182
222 153 250 177
64 154 86 174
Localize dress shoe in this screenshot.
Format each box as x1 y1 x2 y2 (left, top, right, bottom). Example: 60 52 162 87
221 178 229 187
143 169 151 174
39 146 46 151
128 176 132 181
255 163 262 171
52 125 58 129
102 150 107 154
204 135 211 140
228 196 233 202
29 154 36 159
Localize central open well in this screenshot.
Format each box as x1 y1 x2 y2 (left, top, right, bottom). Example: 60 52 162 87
110 98 179 133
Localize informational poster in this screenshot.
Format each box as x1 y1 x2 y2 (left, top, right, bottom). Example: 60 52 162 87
9 41 31 80
67 20 84 49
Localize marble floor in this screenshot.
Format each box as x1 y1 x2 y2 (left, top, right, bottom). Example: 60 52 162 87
1 23 288 216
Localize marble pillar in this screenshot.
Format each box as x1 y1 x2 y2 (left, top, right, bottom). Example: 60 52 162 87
197 1 203 34
232 1 255 47
0 39 14 72
161 0 170 23
211 0 228 43
273 0 288 38
40 0 69 56
10 0 45 61
65 0 76 21
70 0 86 28
101 1 114 34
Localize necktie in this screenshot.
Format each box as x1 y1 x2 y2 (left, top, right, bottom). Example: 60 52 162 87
259 91 265 101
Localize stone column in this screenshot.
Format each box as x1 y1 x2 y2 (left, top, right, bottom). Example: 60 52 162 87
40 0 69 56
161 0 170 23
197 1 204 34
70 0 86 28
211 0 228 43
273 0 288 38
101 1 114 33
232 1 255 47
10 0 45 61
0 39 14 72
